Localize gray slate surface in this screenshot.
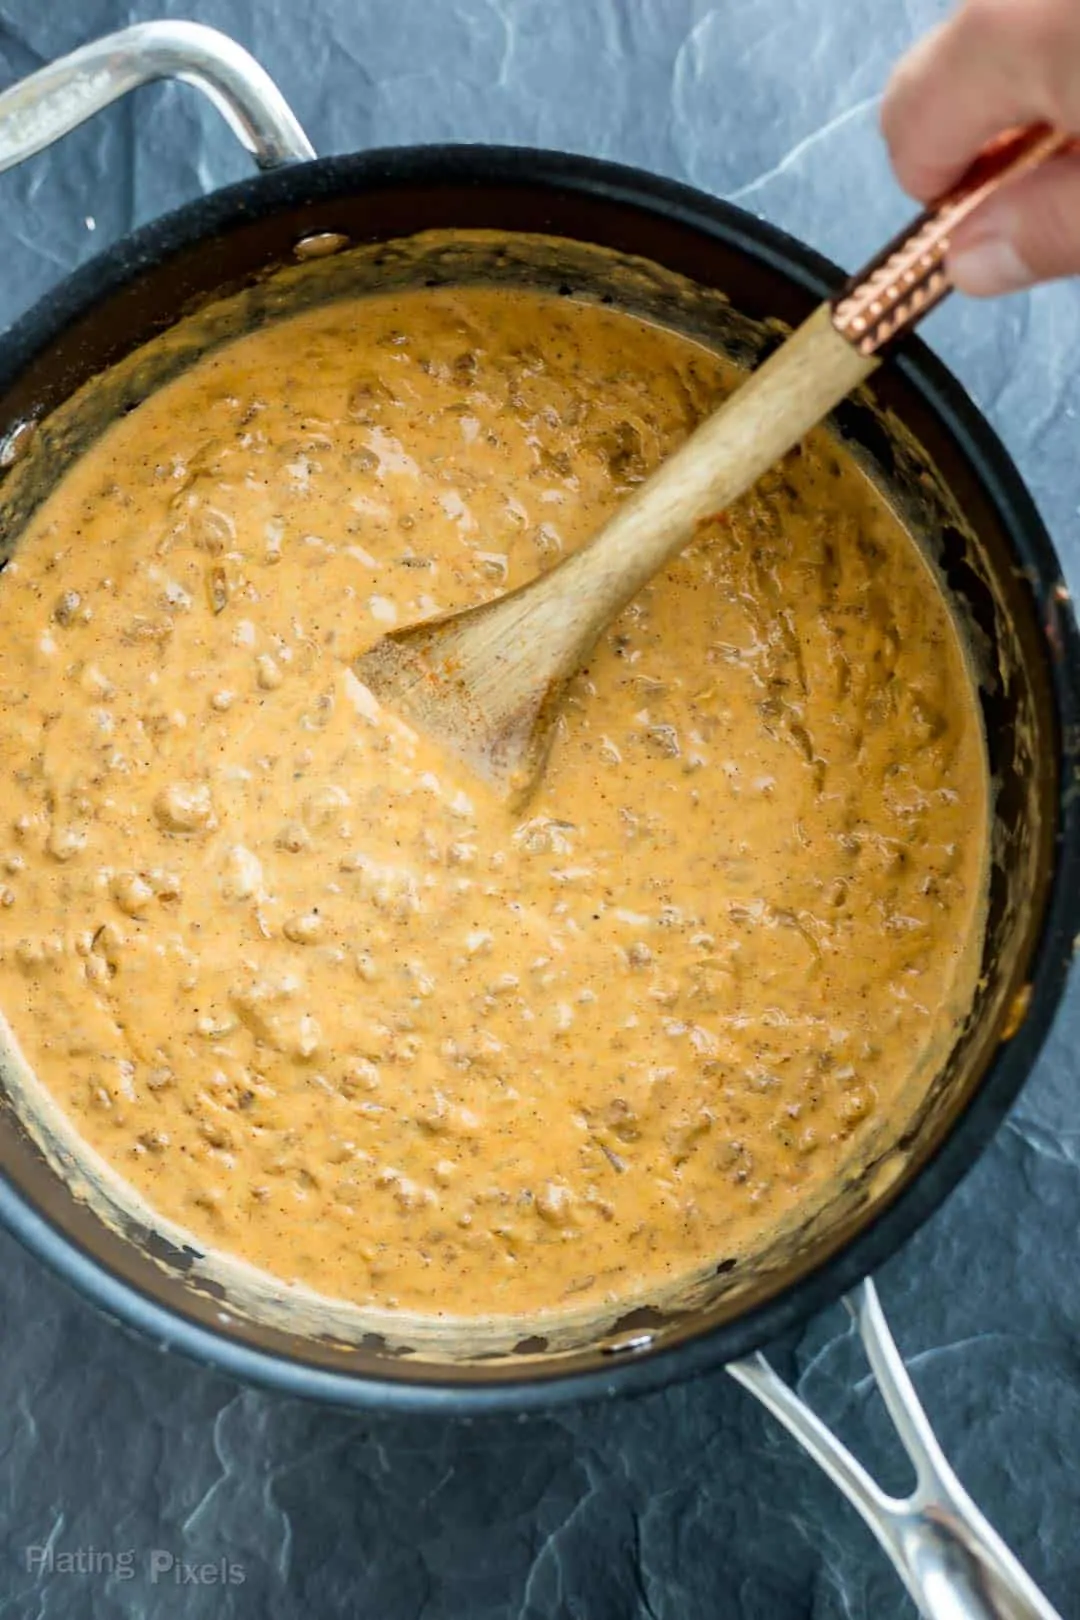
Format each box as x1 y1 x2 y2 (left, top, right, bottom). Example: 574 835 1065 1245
1 1 1078 1616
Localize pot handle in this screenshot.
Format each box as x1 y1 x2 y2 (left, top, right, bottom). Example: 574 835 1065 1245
729 1280 1060 1620
0 20 314 177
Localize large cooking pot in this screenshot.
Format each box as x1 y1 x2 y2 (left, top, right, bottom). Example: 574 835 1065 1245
0 23 1077 1617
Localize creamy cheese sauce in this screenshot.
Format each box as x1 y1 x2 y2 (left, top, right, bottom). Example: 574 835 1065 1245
0 286 987 1318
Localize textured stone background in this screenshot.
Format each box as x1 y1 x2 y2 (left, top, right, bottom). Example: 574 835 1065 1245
0 2 1078 1616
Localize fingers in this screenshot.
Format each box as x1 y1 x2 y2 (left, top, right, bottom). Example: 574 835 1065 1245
882 0 1080 201
948 148 1080 293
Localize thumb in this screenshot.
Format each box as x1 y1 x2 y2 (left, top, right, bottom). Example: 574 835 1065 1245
948 151 1080 296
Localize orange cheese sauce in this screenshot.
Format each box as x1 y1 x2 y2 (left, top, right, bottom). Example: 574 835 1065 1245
0 286 987 1318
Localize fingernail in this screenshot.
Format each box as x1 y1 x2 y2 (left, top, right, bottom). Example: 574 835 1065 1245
949 233 1032 297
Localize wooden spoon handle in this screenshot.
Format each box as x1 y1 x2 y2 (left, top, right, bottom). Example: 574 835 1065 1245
471 125 1076 692
490 302 876 673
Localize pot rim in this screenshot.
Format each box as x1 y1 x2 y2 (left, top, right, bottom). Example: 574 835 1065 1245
1 143 1078 1413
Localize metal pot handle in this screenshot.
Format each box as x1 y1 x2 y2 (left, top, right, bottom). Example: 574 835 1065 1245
0 19 314 177
729 1279 1060 1620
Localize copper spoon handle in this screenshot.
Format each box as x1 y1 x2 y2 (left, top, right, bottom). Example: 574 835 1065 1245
832 123 1073 355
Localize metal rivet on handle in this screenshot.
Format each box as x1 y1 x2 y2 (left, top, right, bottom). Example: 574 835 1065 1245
600 1331 655 1356
0 419 36 470
293 231 351 261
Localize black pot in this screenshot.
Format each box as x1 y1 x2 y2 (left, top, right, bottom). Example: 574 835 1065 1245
0 23 1078 1420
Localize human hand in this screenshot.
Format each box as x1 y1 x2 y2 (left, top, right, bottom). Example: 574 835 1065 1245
882 0 1080 295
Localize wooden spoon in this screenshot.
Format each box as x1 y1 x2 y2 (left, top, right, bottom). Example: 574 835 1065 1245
356 306 871 798
354 127 1066 801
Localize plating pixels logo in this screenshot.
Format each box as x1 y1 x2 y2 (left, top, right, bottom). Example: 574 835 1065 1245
25 1546 246 1585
